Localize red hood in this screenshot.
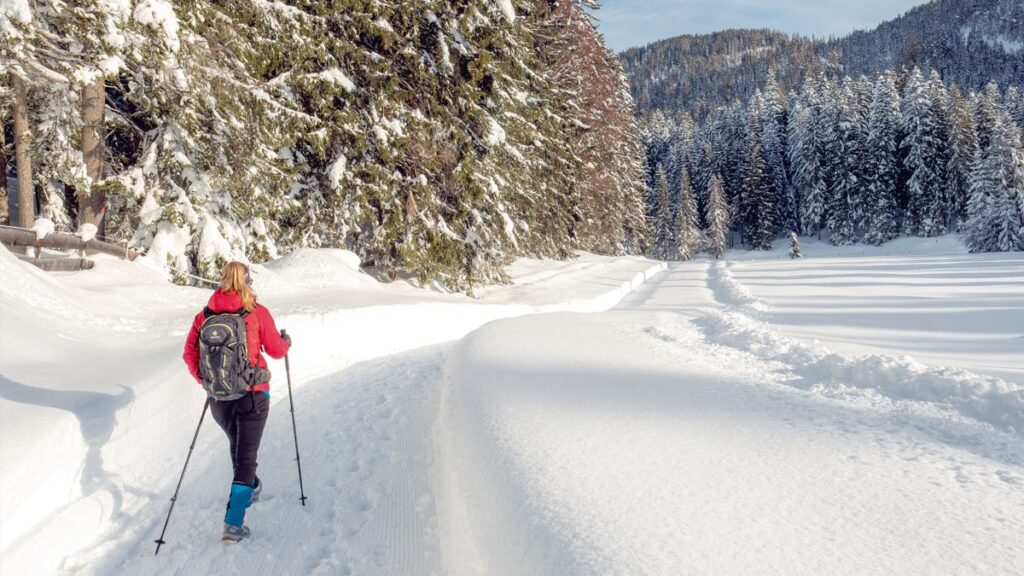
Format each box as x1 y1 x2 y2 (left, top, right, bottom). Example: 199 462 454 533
207 289 249 313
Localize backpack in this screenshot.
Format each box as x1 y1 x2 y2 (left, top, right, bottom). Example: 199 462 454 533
198 307 262 401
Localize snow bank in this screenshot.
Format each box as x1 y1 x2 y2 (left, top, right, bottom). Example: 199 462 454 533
701 257 1024 432
699 310 1024 432
706 260 771 315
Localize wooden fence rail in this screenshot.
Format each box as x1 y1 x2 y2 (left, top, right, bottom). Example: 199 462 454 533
0 227 140 261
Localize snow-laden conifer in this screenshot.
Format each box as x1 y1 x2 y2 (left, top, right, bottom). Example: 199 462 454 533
705 174 729 259
676 167 701 260
862 72 901 245
901 68 946 237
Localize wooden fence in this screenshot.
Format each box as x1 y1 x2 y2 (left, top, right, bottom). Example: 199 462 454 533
0 225 140 271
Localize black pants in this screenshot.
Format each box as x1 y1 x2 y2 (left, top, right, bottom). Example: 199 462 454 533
209 392 269 486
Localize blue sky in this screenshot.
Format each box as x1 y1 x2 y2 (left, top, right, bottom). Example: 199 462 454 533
593 0 930 52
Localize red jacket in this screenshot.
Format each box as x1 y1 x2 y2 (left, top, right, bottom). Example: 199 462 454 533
183 289 290 392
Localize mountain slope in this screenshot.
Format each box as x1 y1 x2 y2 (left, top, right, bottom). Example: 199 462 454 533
623 0 1024 119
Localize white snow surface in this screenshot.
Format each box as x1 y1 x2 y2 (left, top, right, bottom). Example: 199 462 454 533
306 68 356 92
77 223 98 243
2 236 1023 575
0 0 31 34
494 0 516 22
0 246 662 575
132 0 180 53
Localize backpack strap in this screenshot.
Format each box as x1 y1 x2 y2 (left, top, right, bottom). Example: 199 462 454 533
202 307 250 318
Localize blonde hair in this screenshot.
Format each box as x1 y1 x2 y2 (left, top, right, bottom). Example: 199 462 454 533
220 261 256 312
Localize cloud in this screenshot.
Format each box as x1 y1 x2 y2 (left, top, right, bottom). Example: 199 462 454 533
594 0 929 51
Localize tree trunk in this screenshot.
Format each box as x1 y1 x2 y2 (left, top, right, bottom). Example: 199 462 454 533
13 75 34 232
1 113 8 225
80 77 106 234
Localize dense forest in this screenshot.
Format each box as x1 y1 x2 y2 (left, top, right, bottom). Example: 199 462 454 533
641 68 1024 257
0 0 647 289
622 0 1024 121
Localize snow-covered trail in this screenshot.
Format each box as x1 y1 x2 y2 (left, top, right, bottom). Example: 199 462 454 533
74 345 449 576
0 245 664 575
441 261 1024 575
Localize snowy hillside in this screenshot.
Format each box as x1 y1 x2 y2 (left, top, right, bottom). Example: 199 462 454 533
2 238 1023 575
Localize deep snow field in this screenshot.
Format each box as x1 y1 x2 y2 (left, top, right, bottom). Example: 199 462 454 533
1 236 1022 575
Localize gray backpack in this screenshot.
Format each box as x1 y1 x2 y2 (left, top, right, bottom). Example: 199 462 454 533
198 308 263 401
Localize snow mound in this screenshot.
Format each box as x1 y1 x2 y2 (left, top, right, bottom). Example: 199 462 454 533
77 222 98 242
260 248 378 292
0 243 85 320
31 218 55 240
706 261 771 315
698 309 1024 433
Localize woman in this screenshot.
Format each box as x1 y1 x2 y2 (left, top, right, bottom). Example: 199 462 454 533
183 261 291 542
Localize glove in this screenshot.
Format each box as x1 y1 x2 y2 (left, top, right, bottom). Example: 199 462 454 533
281 330 292 347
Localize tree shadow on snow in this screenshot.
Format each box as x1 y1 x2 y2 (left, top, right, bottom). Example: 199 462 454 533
0 375 134 512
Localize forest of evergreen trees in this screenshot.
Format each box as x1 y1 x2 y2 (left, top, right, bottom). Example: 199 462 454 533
641 68 1024 258
0 0 648 290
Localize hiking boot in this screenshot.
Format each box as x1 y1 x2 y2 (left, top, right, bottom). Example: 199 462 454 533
252 477 262 503
222 523 251 542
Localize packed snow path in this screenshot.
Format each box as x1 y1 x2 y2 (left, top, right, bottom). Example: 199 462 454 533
78 346 450 575
441 261 1024 575
0 248 665 575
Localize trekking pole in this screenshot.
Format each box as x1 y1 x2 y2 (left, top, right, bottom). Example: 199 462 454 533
154 401 209 555
282 330 308 506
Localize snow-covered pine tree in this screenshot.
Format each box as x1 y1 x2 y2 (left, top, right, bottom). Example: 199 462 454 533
687 134 714 225
740 121 775 250
761 70 791 234
946 85 978 229
862 72 901 245
652 165 674 259
607 47 652 256
789 93 826 237
1005 86 1024 135
640 109 676 198
847 75 874 228
927 71 954 230
973 83 1002 156
788 232 802 258
676 166 701 260
825 81 859 245
705 173 729 259
965 103 1024 252
546 0 647 255
901 68 946 237
721 102 751 210
815 75 846 242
